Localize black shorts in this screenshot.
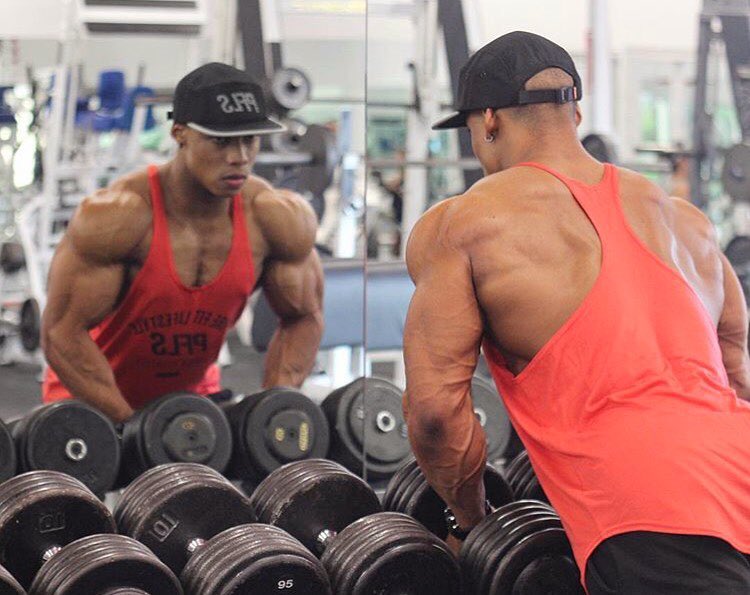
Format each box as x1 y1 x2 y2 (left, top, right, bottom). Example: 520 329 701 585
586 532 750 595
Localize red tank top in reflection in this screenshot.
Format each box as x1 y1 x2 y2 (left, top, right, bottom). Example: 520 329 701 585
483 163 750 577
43 165 255 409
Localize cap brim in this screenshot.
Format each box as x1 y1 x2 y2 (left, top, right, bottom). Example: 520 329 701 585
431 111 468 130
187 117 286 137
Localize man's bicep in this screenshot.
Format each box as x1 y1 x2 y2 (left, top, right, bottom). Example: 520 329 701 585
261 250 323 320
44 238 125 332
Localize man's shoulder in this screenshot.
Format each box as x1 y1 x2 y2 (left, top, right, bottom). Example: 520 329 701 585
616 166 713 230
408 193 477 259
70 172 152 263
414 175 515 238
243 179 316 260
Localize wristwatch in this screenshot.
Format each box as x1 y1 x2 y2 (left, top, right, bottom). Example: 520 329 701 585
443 500 493 540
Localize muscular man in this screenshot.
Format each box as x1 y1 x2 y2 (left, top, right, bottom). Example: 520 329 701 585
42 62 324 423
404 32 750 594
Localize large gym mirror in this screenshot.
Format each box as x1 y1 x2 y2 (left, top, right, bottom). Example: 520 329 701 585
0 0 368 497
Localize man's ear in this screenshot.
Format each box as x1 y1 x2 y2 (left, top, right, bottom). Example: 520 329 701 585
172 123 187 147
574 103 582 127
483 108 500 137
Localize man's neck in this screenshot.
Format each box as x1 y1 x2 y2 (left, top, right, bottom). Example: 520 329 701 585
161 159 232 221
495 132 592 174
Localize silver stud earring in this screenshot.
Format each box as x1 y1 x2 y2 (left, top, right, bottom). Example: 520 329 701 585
484 133 496 143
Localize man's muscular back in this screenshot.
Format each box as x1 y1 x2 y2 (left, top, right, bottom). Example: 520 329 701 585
411 162 749 395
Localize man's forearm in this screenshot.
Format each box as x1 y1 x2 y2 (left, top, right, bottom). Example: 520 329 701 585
406 392 489 529
44 328 134 422
412 437 488 529
263 311 323 388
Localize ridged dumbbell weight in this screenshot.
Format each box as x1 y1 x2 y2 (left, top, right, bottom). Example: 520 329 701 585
250 459 462 594
505 450 549 503
0 471 179 593
0 420 15 485
383 458 514 539
115 463 331 594
0 564 23 595
460 500 583 594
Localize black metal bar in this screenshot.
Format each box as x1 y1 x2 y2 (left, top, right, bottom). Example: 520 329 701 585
237 0 268 79
270 42 284 72
691 11 713 208
437 0 482 187
721 14 750 139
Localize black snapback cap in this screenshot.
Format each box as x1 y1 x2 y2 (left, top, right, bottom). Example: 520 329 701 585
432 31 582 130
169 62 285 136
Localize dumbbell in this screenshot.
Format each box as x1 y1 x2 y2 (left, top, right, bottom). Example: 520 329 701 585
0 470 179 593
0 420 15 485
321 377 411 480
181 524 331 595
223 387 330 484
29 535 182 595
460 500 583 594
383 458 514 539
471 376 513 462
115 463 330 593
10 401 120 497
118 392 232 485
0 565 23 595
505 450 549 503
250 459 462 594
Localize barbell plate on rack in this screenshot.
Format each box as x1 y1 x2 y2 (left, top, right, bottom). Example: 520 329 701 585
224 387 330 483
322 378 411 480
13 401 120 497
471 376 512 462
119 392 232 484
270 68 312 112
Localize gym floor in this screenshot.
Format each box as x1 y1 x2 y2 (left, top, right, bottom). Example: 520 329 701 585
0 331 265 422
